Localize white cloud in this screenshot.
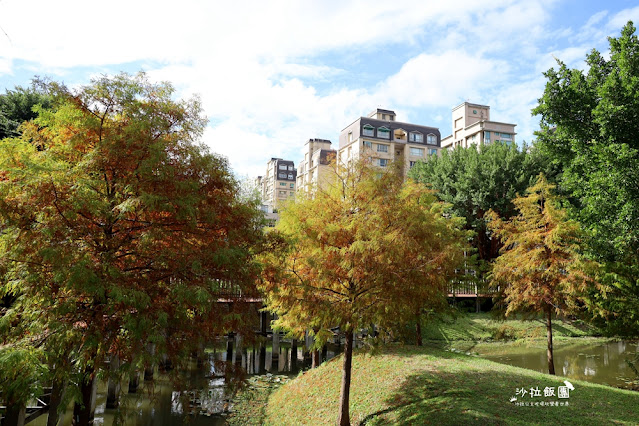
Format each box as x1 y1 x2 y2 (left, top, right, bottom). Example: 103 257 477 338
607 6 639 33
378 51 510 108
2 0 624 177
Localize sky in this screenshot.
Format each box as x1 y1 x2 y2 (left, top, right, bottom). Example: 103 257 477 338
1 0 638 178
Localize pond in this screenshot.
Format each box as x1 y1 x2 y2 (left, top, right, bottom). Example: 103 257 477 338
30 335 342 425
475 339 639 389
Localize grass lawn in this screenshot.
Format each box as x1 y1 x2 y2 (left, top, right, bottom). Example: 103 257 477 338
421 312 598 343
264 345 639 425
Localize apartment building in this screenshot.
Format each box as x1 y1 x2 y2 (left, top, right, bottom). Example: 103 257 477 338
338 108 441 174
296 138 337 194
257 158 297 224
441 102 516 149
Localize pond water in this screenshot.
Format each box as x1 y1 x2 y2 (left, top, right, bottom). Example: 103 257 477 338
477 339 639 388
30 336 341 425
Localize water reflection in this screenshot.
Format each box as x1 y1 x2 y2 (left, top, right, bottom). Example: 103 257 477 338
479 340 638 388
29 335 340 425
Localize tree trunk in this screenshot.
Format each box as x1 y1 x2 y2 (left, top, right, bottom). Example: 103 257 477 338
106 356 120 409
338 330 353 426
73 369 97 426
4 401 26 426
128 371 140 394
47 379 66 426
546 305 555 375
271 330 280 370
144 343 155 382
415 311 423 346
290 339 298 372
312 349 320 368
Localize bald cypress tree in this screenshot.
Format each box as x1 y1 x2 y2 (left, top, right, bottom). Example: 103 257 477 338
487 175 592 375
260 160 466 425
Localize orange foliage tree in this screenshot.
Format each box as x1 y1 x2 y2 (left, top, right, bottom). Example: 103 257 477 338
487 175 593 375
260 160 466 425
0 73 264 419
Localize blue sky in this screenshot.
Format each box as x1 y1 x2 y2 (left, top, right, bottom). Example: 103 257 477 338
1 0 638 177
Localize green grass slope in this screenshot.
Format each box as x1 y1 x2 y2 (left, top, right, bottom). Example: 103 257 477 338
421 313 598 342
265 345 639 425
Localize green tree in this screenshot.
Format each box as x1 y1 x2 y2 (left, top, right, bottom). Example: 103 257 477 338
533 21 639 337
408 142 550 290
0 73 264 420
260 160 466 425
0 84 52 140
487 175 591 375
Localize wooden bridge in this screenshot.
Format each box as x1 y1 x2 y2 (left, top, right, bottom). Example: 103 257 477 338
447 283 496 298
0 387 52 426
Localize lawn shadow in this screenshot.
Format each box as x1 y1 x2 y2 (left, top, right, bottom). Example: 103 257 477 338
358 355 639 426
422 316 488 342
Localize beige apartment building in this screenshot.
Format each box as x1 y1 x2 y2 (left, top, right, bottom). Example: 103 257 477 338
441 102 516 149
256 157 296 225
338 108 441 174
296 138 337 194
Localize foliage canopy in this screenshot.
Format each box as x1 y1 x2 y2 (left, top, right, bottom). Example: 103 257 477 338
0 73 264 397
260 160 466 424
408 142 551 266
487 175 592 374
533 21 639 337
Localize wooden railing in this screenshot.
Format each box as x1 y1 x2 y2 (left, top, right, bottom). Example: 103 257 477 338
447 281 498 297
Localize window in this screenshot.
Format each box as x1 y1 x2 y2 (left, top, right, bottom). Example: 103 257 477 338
427 134 437 145
378 158 388 167
279 191 287 196
288 165 294 171
362 124 375 137
377 144 388 153
363 140 372 149
288 173 294 179
377 127 390 139
280 182 287 186
500 133 512 139
409 161 417 168
289 191 294 196
410 147 424 156
409 132 423 142
279 164 287 170
348 131 353 142
484 131 491 142
429 148 438 156
278 173 287 179
290 183 294 188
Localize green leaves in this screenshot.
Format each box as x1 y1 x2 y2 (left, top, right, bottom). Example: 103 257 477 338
0 345 47 405
534 21 639 337
409 142 551 269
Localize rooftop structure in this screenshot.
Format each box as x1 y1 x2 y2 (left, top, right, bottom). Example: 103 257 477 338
296 138 336 194
441 102 516 149
338 108 441 174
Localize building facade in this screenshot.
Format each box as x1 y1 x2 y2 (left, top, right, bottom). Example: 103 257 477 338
338 108 441 174
257 157 297 224
441 102 516 149
296 138 336 194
